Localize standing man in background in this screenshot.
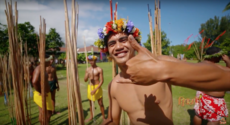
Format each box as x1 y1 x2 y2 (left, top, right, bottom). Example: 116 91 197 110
46 56 59 115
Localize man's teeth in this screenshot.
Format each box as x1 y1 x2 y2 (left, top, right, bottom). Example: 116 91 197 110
117 52 126 57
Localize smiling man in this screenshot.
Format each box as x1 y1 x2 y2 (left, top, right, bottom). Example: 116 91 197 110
95 18 230 125
96 18 174 125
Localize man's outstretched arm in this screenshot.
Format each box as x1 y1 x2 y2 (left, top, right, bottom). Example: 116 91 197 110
117 35 230 91
162 59 230 91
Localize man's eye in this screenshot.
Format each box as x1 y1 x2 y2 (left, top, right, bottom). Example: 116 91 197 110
121 38 128 42
108 41 115 47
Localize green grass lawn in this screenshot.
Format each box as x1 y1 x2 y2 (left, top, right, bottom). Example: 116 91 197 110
0 61 229 125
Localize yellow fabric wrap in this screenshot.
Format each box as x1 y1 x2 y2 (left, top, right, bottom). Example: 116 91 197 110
87 84 102 101
33 90 53 111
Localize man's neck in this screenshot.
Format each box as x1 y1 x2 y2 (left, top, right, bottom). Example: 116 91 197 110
91 64 97 68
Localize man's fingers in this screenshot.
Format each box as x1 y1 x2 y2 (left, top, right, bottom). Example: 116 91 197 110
128 35 158 62
116 79 132 83
128 35 142 52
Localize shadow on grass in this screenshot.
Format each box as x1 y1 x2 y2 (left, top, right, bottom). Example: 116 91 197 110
50 112 68 125
56 119 68 125
83 105 109 125
82 99 89 103
58 107 68 113
187 109 208 125
56 66 66 71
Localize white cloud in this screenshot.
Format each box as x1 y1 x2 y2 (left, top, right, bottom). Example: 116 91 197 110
0 0 108 49
77 26 101 48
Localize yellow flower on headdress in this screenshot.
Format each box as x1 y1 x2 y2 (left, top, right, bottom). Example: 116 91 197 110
115 19 124 32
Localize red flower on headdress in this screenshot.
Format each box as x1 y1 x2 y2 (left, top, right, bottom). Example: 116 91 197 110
105 21 114 34
133 28 139 37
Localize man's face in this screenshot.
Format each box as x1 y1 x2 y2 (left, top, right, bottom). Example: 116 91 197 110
88 59 96 66
50 59 54 65
107 33 135 65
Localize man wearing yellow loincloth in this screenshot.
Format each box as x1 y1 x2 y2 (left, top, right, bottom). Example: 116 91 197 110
32 55 53 124
84 55 106 123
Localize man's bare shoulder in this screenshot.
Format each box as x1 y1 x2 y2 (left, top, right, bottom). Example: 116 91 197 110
34 65 40 72
157 55 180 62
108 75 120 97
97 67 103 72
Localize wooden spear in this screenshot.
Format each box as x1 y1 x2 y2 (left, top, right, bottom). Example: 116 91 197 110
39 16 47 125
158 0 162 55
5 1 27 124
63 0 84 124
83 37 95 123
147 5 156 55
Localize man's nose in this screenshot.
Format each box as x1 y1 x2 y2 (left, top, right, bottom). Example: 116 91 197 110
115 42 124 51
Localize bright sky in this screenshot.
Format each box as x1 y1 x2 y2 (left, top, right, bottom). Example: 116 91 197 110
0 0 229 48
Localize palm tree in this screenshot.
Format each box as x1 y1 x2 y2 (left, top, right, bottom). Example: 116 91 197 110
223 2 230 12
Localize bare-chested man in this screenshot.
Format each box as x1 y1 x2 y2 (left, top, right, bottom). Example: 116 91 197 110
84 55 106 122
94 18 230 125
24 62 34 97
193 47 229 125
46 56 59 115
32 55 53 124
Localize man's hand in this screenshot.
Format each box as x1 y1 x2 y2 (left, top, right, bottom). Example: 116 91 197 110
91 89 97 95
222 54 230 68
117 35 167 85
222 55 230 63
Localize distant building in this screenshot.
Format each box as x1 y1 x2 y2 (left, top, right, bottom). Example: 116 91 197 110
58 45 107 63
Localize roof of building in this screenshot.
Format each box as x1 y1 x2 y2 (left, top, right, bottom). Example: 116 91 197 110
59 45 99 53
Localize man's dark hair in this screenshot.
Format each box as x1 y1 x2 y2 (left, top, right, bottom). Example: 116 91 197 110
205 47 221 55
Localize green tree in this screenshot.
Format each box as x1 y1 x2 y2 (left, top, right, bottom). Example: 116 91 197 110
170 41 203 60
58 53 66 60
219 37 230 52
223 2 230 12
0 23 8 55
144 30 170 55
46 28 64 54
199 16 220 41
199 15 230 49
18 22 38 57
77 53 86 62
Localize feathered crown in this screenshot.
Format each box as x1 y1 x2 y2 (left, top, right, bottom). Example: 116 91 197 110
87 55 97 60
204 50 228 59
94 1 141 53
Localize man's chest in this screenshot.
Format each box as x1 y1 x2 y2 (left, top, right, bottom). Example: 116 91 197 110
89 68 100 76
113 83 172 113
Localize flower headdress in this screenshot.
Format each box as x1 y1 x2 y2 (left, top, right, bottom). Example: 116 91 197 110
204 50 228 59
94 18 142 53
87 55 97 60
38 55 53 62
